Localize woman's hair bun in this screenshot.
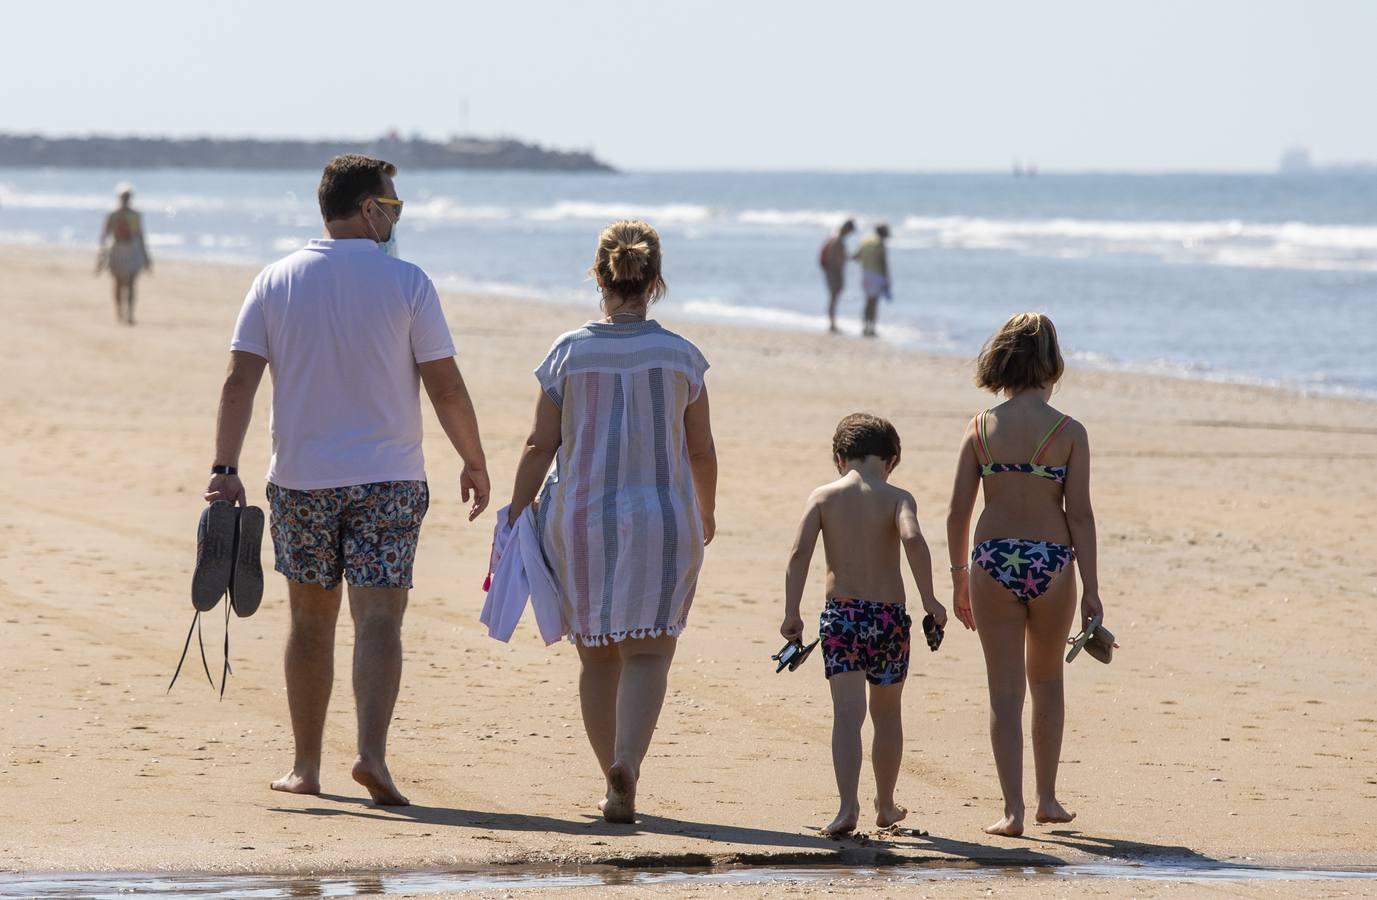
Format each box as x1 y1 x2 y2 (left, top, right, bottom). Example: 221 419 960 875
608 240 651 282
589 220 667 304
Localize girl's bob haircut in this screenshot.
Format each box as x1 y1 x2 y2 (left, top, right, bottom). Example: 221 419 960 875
975 312 1065 393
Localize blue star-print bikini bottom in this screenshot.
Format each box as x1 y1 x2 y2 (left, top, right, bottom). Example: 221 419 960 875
972 537 1075 603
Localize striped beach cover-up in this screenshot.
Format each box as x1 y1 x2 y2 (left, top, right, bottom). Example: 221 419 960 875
533 319 710 645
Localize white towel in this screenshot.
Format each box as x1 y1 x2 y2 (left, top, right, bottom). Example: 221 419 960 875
481 505 565 645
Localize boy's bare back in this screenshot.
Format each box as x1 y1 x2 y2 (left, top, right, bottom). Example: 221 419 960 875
812 470 912 606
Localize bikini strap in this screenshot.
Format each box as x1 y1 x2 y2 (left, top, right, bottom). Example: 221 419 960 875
1032 414 1071 464
974 411 993 464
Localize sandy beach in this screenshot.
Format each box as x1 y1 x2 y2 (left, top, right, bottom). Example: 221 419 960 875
1 247 1375 896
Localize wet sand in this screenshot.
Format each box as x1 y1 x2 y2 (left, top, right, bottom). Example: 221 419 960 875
1 247 1374 890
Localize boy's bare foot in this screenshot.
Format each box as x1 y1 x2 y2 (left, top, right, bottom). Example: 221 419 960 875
875 801 908 829
351 757 409 806
983 813 1024 837
821 804 860 837
269 769 320 795
1035 799 1076 825
601 761 636 824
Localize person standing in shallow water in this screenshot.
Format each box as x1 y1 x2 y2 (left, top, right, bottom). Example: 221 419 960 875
820 218 856 334
945 312 1104 836
854 223 891 338
505 219 717 824
98 185 151 325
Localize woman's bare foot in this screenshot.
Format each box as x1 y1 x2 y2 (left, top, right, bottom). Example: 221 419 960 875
983 812 1024 837
601 761 637 824
821 803 860 837
1035 798 1076 825
875 800 908 829
351 757 409 806
269 769 320 795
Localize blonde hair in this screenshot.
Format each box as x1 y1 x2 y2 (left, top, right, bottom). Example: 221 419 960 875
975 312 1065 393
589 220 667 304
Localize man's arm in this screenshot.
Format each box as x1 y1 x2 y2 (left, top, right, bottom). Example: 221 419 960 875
418 356 489 521
204 351 267 506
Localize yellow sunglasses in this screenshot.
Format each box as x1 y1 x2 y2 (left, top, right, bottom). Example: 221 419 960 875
372 196 404 218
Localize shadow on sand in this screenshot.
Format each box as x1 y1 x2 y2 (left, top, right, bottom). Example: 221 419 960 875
272 795 1216 870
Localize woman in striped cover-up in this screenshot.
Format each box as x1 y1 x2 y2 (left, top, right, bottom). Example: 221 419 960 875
505 220 718 823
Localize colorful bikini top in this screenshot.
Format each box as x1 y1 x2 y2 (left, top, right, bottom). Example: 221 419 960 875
975 411 1070 484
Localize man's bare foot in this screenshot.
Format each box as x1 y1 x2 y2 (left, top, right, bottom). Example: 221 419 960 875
875 800 908 829
983 813 1024 837
269 770 320 795
821 804 860 837
601 761 636 824
351 757 409 806
1035 798 1076 825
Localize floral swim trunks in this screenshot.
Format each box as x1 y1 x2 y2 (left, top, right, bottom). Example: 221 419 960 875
266 480 429 590
819 597 911 686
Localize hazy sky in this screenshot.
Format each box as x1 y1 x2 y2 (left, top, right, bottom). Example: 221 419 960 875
5 0 1374 171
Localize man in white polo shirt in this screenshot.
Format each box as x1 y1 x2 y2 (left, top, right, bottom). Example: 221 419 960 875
203 154 488 806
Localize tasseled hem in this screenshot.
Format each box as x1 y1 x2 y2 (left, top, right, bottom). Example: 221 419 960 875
569 623 686 647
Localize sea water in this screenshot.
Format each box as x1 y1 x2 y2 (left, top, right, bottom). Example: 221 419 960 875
2 168 1373 396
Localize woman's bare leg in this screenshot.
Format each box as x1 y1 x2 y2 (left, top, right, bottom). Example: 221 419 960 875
575 641 621 780
1027 568 1078 824
971 575 1029 836
112 279 124 323
601 634 677 823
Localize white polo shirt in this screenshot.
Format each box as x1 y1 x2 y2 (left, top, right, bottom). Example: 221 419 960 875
230 238 457 491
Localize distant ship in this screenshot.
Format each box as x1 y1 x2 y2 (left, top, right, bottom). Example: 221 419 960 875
1278 147 1375 175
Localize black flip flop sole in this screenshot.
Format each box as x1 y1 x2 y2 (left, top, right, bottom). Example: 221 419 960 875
191 502 237 611
231 506 265 617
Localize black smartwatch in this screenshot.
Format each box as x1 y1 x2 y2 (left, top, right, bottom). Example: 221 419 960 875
210 464 238 476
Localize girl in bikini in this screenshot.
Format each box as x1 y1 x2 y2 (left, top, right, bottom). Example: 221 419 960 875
945 312 1104 837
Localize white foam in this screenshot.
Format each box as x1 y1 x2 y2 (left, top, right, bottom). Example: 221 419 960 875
404 197 513 222
0 229 45 244
736 208 854 228
897 215 1377 272
527 201 712 225
0 186 113 211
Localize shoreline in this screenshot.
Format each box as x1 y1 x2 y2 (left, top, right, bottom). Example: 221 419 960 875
3 247 1375 885
15 239 1377 406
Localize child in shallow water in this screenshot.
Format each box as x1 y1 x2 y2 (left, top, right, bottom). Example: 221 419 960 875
780 413 948 836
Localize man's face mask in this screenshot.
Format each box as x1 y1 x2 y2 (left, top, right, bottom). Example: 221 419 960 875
366 196 403 257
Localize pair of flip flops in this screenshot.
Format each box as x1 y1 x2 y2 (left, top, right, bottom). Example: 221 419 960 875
772 638 819 673
170 501 265 696
1066 614 1116 664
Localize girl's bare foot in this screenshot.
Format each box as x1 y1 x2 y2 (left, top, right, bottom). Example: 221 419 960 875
269 769 320 795
601 761 636 824
351 757 409 806
1035 798 1076 825
983 812 1024 837
822 803 860 837
875 801 908 829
